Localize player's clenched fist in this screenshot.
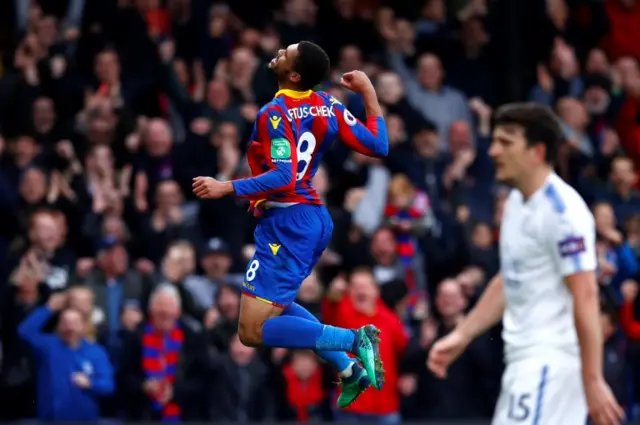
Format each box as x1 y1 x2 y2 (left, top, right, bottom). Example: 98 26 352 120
340 70 374 94
426 330 469 379
192 176 230 199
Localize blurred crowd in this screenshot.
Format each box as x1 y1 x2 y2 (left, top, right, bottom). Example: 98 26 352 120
1 0 640 422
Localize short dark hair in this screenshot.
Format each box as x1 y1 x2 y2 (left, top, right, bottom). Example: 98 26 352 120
293 41 330 91
493 102 564 165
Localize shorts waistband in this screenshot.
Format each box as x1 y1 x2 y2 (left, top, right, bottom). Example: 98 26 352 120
262 202 325 218
505 346 579 364
264 201 299 209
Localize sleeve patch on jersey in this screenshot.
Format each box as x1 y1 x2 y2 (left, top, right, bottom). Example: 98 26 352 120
343 109 357 126
269 115 282 129
271 138 291 160
558 236 586 257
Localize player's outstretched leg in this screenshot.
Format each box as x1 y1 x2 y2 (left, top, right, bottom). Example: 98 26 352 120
282 303 374 407
239 291 386 392
259 316 384 390
240 298 385 391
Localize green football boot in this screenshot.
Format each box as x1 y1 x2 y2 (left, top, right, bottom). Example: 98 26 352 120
350 325 385 390
336 363 371 408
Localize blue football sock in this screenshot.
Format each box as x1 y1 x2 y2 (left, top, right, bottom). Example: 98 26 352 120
282 303 354 373
262 315 356 352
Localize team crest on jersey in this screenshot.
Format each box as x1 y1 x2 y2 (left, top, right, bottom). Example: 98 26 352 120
270 115 282 129
557 236 586 257
271 138 291 161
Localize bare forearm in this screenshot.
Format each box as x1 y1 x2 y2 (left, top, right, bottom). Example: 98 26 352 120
457 274 504 341
573 284 604 382
362 88 383 118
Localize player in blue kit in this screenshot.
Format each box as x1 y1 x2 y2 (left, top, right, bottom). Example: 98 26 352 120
192 41 389 407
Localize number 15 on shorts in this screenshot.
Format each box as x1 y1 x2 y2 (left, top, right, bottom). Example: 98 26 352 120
507 392 531 422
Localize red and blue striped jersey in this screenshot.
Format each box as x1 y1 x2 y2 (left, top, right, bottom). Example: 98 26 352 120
232 89 388 211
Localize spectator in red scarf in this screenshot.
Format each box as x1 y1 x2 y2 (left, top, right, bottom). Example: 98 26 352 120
118 284 210 421
383 174 431 310
322 268 409 423
281 350 331 422
384 174 430 266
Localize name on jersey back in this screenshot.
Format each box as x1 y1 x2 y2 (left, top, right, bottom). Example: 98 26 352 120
286 105 335 122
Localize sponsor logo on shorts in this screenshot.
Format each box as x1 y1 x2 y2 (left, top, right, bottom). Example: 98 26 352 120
268 243 281 255
242 282 256 291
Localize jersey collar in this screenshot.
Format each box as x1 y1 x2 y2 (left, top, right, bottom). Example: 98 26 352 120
275 89 313 99
523 172 556 206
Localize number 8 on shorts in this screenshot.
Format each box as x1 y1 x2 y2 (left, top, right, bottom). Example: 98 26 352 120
245 259 260 282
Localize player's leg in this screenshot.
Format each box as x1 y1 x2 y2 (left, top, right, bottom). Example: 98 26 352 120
238 292 378 355
298 206 377 405
279 208 358 376
281 302 372 407
281 302 355 374
240 264 358 352
238 205 382 389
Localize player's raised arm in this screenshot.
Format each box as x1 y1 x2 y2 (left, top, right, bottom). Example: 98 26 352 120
232 106 298 199
333 71 389 158
550 203 624 424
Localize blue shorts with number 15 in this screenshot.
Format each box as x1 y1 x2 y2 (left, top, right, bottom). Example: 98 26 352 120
242 203 333 308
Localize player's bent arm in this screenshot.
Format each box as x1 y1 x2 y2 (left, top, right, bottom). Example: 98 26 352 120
331 90 389 158
361 86 384 120
455 273 504 343
565 270 605 383
232 107 298 199
232 161 297 199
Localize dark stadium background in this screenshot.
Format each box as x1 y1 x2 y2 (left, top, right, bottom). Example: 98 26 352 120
0 0 640 423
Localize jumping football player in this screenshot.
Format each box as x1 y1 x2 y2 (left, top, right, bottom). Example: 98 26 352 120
427 103 624 425
192 41 389 407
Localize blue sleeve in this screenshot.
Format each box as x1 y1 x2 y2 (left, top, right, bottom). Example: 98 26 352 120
18 306 55 353
232 106 298 198
89 346 115 396
330 95 388 157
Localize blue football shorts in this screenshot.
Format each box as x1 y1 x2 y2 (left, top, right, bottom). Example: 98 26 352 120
241 203 333 307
